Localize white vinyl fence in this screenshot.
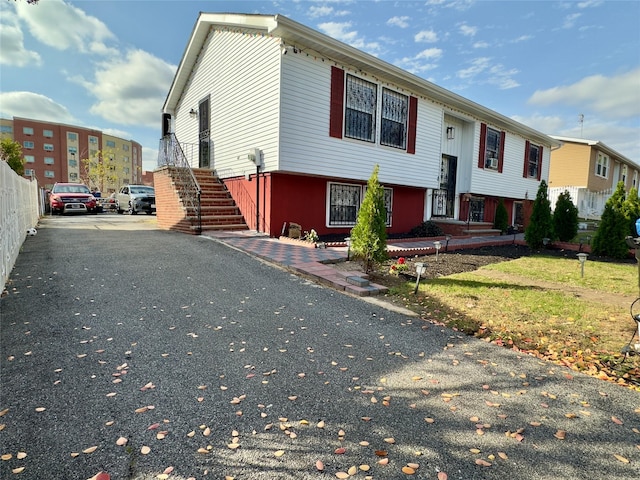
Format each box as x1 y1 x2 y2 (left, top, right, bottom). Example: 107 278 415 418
548 186 611 220
1 161 40 291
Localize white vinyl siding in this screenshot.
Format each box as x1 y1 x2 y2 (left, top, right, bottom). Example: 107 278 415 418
174 29 281 176
279 52 440 189
470 127 549 198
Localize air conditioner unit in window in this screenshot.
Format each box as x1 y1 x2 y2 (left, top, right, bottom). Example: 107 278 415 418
487 157 499 169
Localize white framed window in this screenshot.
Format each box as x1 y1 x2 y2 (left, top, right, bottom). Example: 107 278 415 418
122 144 129 151
106 140 116 148
43 129 53 138
328 183 361 226
89 136 98 144
24 168 34 176
484 127 501 170
44 143 54 151
68 132 78 141
621 165 627 184
380 88 408 149
69 159 77 167
526 143 540 179
23 141 34 149
44 170 55 178
595 153 609 178
1 125 13 134
69 172 78 181
327 182 393 227
24 155 35 163
345 74 377 143
44 157 54 165
23 127 34 135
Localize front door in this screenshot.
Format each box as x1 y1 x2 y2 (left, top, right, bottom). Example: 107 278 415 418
198 97 211 169
432 154 457 217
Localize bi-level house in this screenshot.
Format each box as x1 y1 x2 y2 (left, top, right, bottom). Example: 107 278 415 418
548 136 640 220
157 13 559 237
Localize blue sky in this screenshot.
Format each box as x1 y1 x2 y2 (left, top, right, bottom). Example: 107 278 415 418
1 0 638 172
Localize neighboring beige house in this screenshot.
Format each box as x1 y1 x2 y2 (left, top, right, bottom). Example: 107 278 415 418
548 136 639 219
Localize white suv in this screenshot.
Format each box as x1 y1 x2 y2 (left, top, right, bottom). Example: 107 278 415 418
115 185 156 215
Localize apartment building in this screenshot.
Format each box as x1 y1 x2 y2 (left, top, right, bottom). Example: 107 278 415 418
1 117 142 192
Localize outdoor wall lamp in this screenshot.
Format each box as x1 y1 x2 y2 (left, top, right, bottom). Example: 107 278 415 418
433 240 442 261
577 253 588 278
189 108 198 118
414 262 427 294
446 126 455 140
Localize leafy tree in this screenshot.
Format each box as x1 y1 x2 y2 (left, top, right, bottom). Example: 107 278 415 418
350 164 388 273
0 138 25 175
553 190 579 241
591 202 630 258
525 180 554 249
493 198 508 234
621 187 640 237
81 150 124 193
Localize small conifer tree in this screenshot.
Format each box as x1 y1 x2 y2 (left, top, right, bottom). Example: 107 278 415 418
350 165 388 273
493 198 508 234
553 190 579 242
525 180 554 249
621 187 640 237
591 202 630 258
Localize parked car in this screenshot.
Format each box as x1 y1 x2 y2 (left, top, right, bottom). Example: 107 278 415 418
49 182 98 215
116 185 156 215
101 193 118 212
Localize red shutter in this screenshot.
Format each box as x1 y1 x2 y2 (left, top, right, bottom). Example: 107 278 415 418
329 66 344 138
523 140 530 178
478 123 487 168
497 131 506 173
537 145 543 180
407 96 417 154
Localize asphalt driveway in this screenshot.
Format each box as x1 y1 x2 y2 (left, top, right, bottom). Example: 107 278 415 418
0 215 638 479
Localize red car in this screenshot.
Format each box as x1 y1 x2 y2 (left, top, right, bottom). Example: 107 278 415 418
49 183 98 215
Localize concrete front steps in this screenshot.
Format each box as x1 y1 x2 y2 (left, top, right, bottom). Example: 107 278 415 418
432 219 502 237
289 262 388 296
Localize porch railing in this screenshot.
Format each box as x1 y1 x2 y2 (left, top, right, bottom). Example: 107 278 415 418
158 134 202 234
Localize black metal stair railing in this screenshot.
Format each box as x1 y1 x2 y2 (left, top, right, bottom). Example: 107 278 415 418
158 134 202 234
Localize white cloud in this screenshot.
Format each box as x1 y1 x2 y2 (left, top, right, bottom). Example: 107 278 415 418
562 13 582 29
142 146 158 173
309 6 334 18
416 48 443 60
0 16 41 67
511 114 566 134
387 16 410 28
459 24 477 36
577 0 604 8
512 35 533 43
457 57 520 89
0 91 75 123
473 41 490 49
395 48 442 74
14 0 118 56
74 49 177 129
528 68 640 119
414 29 438 43
317 21 381 55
